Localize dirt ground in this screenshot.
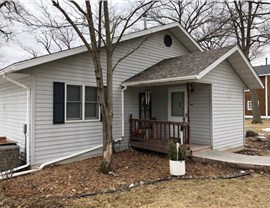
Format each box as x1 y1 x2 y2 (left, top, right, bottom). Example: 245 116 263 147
0 150 241 208
238 119 270 156
245 119 270 135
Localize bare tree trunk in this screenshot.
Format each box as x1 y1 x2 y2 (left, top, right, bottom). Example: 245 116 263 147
50 0 155 174
100 114 113 173
250 89 262 123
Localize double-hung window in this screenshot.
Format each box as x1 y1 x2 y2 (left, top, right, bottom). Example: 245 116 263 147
53 82 100 124
66 85 99 121
66 85 82 120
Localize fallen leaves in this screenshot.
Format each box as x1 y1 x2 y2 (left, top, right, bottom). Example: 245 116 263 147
0 150 240 207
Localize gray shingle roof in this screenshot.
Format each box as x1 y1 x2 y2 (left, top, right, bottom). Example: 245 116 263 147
123 46 234 84
253 65 270 76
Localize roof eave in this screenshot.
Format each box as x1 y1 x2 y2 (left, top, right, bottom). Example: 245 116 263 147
234 46 264 89
1 22 202 74
197 46 263 90
1 46 87 74
122 75 199 87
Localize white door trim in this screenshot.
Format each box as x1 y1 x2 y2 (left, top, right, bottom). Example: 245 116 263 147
168 87 188 122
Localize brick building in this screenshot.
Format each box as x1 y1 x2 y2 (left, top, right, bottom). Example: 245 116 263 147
245 63 270 118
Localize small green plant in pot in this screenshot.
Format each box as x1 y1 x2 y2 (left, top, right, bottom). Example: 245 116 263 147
168 141 186 176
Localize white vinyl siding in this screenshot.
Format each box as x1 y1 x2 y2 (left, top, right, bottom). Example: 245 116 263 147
115 31 189 150
25 30 188 164
201 60 245 150
190 83 211 145
0 76 31 155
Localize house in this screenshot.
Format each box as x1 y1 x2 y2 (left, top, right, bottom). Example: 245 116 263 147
0 22 263 169
245 62 270 118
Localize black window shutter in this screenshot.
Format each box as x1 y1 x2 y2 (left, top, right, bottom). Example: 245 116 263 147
104 86 108 105
53 82 65 124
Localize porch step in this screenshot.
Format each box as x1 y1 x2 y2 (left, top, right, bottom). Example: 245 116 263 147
190 144 212 155
130 140 168 154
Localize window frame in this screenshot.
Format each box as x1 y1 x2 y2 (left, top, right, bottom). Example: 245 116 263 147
66 85 83 121
85 86 99 120
247 101 252 111
65 84 100 122
247 100 259 111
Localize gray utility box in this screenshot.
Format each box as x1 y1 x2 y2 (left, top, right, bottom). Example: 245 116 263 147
0 144 20 172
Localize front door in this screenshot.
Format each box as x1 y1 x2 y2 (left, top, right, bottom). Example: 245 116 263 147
168 87 187 143
168 87 187 122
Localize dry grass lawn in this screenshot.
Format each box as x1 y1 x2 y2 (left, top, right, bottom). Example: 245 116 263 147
245 119 270 135
71 173 270 208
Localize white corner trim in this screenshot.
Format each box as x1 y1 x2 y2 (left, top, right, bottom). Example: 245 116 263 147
266 75 268 117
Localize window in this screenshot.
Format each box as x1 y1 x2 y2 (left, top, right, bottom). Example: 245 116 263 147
66 85 99 121
164 34 172 47
85 86 98 119
139 92 152 120
247 101 252 111
67 85 82 120
247 101 259 111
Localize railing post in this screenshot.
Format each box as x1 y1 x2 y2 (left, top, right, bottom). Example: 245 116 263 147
129 114 133 141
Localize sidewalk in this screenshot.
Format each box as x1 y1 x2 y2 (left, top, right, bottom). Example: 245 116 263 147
192 150 270 170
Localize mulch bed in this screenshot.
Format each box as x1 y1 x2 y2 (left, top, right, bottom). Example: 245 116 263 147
0 150 244 207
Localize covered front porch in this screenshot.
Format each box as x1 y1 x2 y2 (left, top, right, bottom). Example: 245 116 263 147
124 82 212 155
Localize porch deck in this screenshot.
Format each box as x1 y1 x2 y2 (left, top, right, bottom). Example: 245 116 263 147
129 115 211 155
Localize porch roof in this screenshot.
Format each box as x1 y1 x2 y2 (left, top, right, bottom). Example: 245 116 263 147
122 45 263 90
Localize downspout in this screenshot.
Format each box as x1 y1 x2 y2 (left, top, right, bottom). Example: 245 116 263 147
1 74 31 171
265 75 268 117
0 144 103 179
121 85 128 138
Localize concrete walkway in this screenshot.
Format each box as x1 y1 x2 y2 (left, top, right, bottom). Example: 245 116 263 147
192 150 270 170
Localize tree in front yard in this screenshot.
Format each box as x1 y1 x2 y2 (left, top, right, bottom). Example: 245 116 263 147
50 0 155 173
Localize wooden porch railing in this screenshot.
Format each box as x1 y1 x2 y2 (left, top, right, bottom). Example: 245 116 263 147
129 114 190 153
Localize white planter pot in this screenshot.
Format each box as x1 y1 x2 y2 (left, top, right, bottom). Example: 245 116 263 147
169 159 185 176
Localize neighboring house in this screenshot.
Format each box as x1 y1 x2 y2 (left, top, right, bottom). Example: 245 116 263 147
0 22 263 168
245 63 269 118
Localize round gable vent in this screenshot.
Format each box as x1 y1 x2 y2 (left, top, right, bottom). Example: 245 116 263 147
164 34 172 47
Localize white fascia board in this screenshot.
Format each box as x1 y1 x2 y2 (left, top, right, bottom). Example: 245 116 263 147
197 46 238 79
122 75 199 87
119 22 181 42
235 46 264 89
1 46 87 74
175 23 203 52
1 22 202 75
197 45 264 89
258 74 270 77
